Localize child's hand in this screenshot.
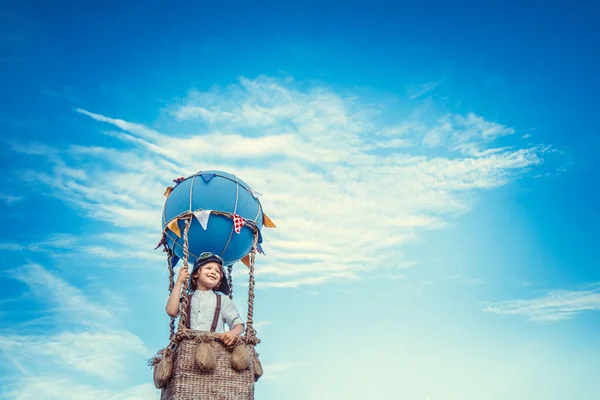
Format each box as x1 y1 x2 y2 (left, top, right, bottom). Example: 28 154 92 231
176 266 189 284
219 331 239 347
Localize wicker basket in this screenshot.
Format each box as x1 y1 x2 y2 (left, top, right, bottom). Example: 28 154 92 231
161 339 256 400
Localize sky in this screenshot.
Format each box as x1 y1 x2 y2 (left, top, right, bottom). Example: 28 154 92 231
1 1 599 399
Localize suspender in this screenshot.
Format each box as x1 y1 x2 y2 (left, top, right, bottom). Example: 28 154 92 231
184 292 221 332
210 294 221 332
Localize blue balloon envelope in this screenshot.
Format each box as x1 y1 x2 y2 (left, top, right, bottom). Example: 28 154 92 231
162 170 264 266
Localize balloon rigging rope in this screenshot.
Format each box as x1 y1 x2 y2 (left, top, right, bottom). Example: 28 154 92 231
176 217 193 333
188 174 197 212
227 264 233 300
167 248 176 341
244 229 260 345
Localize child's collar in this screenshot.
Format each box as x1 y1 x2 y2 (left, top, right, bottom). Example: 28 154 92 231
193 289 216 294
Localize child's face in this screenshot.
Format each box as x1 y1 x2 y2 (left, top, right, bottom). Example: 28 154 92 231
193 262 222 291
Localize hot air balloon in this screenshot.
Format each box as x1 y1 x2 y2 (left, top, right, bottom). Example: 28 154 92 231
150 170 276 400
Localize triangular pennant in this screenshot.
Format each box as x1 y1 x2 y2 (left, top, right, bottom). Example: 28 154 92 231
170 255 179 267
193 209 212 230
200 173 215 182
167 218 181 237
262 213 276 228
250 189 262 199
257 229 263 244
232 214 246 234
240 254 250 268
164 186 174 197
257 243 264 255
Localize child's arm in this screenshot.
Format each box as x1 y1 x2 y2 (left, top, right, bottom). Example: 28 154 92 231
220 323 244 346
165 266 189 318
218 297 246 346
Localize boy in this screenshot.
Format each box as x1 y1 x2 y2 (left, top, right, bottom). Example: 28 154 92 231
166 252 244 347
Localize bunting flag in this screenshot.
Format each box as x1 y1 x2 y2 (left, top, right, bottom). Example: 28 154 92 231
200 172 215 182
250 189 262 199
164 186 174 197
240 254 250 268
257 229 263 244
232 214 246 233
193 209 212 230
170 254 180 267
167 218 181 237
262 213 276 228
257 243 264 255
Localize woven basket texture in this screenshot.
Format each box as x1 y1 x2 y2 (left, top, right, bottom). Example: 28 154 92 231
160 339 255 400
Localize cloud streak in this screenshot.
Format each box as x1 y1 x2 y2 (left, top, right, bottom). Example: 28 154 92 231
0 193 23 204
483 285 600 321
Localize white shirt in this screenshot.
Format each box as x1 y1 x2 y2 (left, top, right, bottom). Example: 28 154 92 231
188 290 245 333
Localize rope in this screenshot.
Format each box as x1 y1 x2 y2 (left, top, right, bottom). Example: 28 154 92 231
188 174 197 211
166 247 176 340
244 229 260 346
227 264 233 300
176 217 193 332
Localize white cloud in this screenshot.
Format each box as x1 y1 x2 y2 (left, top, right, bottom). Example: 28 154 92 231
13 75 555 290
27 234 78 252
483 285 600 321
406 81 440 99
260 361 307 382
0 242 25 251
0 193 23 204
0 331 147 382
422 112 518 156
7 263 114 327
0 262 151 398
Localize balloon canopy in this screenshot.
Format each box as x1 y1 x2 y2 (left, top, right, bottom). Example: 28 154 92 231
161 170 274 266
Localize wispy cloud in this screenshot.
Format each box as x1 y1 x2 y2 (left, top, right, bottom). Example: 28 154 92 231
0 331 147 381
5 262 114 328
42 87 84 104
261 361 307 382
0 262 150 397
0 242 25 251
12 75 556 289
422 112 521 156
483 284 600 321
0 193 23 204
406 81 440 99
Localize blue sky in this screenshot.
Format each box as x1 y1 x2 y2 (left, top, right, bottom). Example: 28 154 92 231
1 1 599 399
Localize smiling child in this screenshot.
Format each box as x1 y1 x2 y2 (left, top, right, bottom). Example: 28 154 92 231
165 252 245 347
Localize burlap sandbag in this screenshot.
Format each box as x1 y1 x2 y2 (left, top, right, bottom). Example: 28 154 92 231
253 353 263 382
153 347 174 389
195 342 217 371
231 344 251 371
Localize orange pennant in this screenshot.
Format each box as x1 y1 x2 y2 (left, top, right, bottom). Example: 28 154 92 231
240 254 250 268
263 213 276 228
167 218 181 237
164 186 174 197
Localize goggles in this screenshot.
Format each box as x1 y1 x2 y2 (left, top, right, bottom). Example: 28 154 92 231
194 251 224 266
